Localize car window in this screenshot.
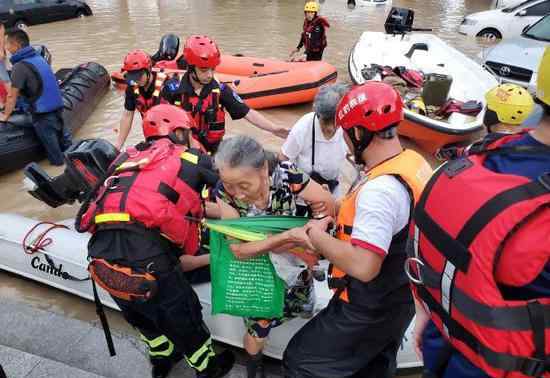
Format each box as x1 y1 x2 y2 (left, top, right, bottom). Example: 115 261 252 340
524 0 550 15
503 0 537 12
523 14 550 39
14 0 37 5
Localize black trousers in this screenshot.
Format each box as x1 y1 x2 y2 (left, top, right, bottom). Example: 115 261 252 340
283 298 414 378
306 50 324 61
113 267 212 369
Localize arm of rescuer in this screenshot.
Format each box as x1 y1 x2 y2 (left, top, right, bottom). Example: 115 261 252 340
227 179 335 260
219 84 289 139
303 175 411 283
115 87 138 150
179 151 219 272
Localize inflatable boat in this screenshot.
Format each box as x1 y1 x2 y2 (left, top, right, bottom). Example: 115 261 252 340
348 32 497 153
111 55 338 110
0 62 110 175
0 213 421 369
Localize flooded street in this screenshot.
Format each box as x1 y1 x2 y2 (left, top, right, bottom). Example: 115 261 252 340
0 0 497 372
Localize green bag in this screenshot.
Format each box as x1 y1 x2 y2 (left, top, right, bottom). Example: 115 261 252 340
207 216 309 319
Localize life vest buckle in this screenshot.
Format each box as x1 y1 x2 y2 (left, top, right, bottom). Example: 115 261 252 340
327 277 348 289
404 257 424 285
520 356 545 377
103 175 120 189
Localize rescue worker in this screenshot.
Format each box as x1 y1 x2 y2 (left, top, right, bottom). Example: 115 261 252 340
435 83 536 161
289 2 330 62
115 50 170 150
408 49 550 378
77 104 235 378
0 29 70 166
282 82 433 378
163 35 288 154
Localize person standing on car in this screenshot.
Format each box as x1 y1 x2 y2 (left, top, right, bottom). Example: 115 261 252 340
0 29 70 166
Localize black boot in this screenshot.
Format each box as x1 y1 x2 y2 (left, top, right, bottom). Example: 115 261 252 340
151 358 174 378
246 352 266 378
151 353 184 378
196 350 235 378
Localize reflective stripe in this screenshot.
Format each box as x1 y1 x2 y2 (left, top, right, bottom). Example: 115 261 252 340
181 152 198 165
95 213 130 223
185 338 215 372
441 261 457 337
413 225 420 259
140 334 175 357
115 158 150 171
201 186 209 199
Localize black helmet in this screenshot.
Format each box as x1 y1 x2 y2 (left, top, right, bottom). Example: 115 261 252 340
152 33 180 62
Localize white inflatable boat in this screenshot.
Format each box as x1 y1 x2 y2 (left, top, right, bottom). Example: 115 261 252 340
348 31 498 153
0 213 421 368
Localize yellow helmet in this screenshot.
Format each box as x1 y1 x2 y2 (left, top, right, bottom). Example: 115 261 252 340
536 47 550 106
304 1 320 12
485 83 534 125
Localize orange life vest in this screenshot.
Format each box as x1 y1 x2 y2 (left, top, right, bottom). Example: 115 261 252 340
329 149 432 305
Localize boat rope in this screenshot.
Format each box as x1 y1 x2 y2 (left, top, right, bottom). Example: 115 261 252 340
22 221 90 282
23 221 69 255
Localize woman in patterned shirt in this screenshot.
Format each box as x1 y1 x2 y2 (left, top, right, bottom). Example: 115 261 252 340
213 135 335 378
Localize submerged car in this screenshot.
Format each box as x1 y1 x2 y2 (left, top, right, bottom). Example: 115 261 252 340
0 0 92 29
483 13 550 92
459 0 550 40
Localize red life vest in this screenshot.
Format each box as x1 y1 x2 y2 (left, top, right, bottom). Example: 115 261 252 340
133 72 168 118
409 134 550 378
302 16 329 53
174 79 226 153
78 138 204 255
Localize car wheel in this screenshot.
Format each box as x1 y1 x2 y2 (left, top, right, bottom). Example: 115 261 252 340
14 20 27 29
76 9 87 17
476 28 502 41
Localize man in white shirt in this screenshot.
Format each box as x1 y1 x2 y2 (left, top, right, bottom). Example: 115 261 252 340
283 82 432 378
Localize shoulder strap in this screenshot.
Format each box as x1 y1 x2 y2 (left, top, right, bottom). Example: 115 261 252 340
311 114 316 170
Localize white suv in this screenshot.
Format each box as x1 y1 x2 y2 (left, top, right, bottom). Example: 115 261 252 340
459 0 550 40
483 13 550 92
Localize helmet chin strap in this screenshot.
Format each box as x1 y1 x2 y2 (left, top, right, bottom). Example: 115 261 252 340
191 66 212 86
346 127 373 166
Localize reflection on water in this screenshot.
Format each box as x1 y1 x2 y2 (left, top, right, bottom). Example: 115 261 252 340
1 0 493 319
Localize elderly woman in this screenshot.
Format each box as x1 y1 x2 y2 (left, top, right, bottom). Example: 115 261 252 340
279 83 350 214
213 135 335 378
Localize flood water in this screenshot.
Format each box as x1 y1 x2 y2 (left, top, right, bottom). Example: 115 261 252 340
0 0 496 371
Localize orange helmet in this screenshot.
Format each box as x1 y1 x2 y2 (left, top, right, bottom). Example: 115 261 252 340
142 104 196 140
183 35 221 69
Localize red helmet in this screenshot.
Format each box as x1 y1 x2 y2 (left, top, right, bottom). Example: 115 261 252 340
122 49 152 72
183 35 221 69
336 81 404 132
142 104 196 139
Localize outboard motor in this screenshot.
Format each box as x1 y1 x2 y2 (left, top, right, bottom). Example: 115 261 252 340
384 7 433 36
151 33 180 63
23 139 119 208
33 45 52 65
384 7 415 34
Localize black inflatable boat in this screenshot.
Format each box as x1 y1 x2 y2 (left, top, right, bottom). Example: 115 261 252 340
0 62 110 175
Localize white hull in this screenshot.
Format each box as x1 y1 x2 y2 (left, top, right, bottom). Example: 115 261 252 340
348 32 498 134
0 213 421 368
